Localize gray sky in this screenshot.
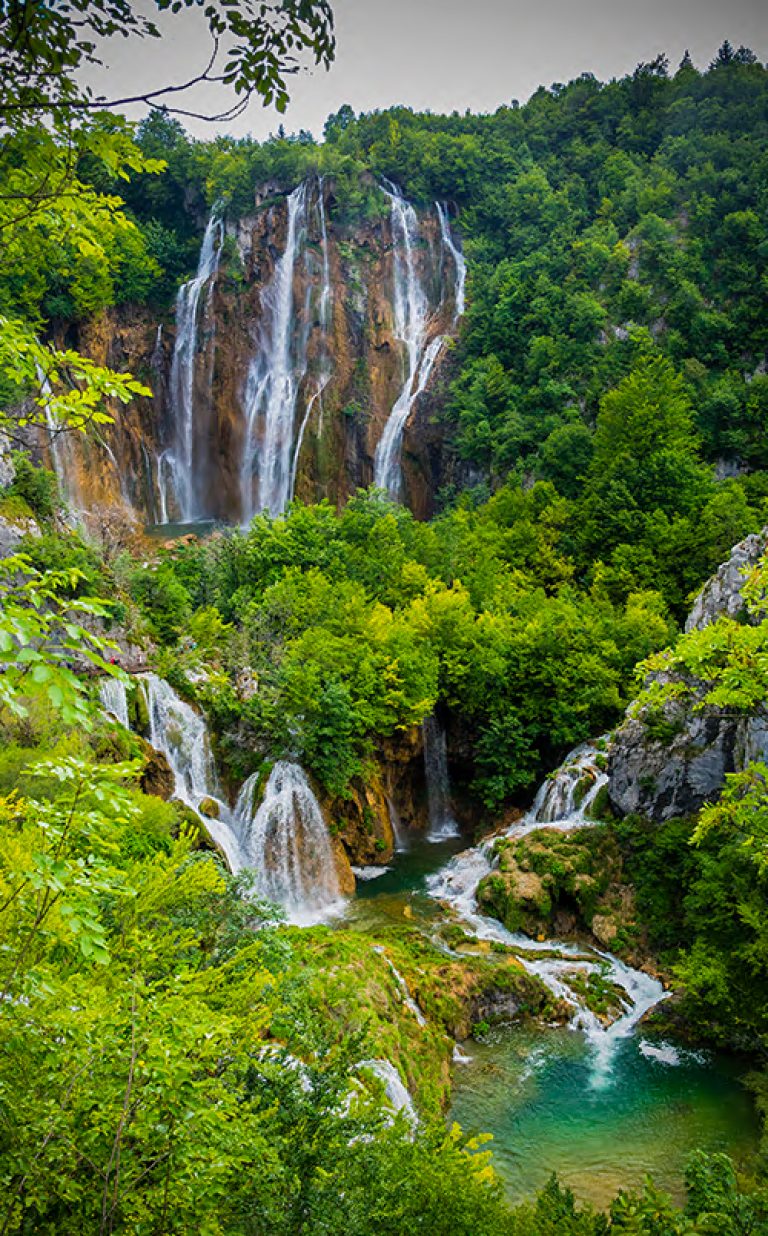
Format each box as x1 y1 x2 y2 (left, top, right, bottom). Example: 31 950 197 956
86 0 768 141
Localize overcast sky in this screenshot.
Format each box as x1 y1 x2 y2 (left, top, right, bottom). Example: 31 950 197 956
85 0 768 141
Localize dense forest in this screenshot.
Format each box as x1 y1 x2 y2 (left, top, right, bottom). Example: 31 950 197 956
3 11 768 1231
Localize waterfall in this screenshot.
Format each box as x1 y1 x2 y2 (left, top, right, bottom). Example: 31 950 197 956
373 184 445 500
422 714 460 840
357 1059 417 1124
143 673 242 867
531 741 609 825
99 677 129 728
436 202 466 321
426 739 667 1082
387 796 409 852
372 946 426 1025
234 760 343 925
36 365 82 517
167 211 223 522
241 182 311 522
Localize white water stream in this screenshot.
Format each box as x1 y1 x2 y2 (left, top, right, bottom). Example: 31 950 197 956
241 182 311 521
235 761 345 926
373 186 466 499
422 714 460 840
167 212 223 522
426 740 668 1083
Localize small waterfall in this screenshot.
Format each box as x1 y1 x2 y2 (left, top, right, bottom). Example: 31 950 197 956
436 202 466 321
358 1059 417 1124
373 946 426 1025
387 797 409 852
36 365 82 517
155 450 174 526
235 760 343 925
143 673 241 866
426 739 667 1082
99 677 129 728
531 741 608 825
167 211 223 522
241 182 311 522
373 183 445 500
422 714 460 840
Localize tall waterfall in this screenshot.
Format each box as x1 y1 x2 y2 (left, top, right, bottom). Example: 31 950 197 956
374 187 466 500
37 366 82 517
373 184 438 499
422 714 460 840
166 211 223 522
289 181 333 498
427 740 666 1083
235 760 343 925
436 202 466 321
143 673 242 867
241 182 312 522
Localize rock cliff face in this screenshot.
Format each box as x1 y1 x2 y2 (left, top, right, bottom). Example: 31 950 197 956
608 528 768 821
44 177 465 526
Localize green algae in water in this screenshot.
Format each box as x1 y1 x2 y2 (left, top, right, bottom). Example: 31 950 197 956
450 1025 759 1210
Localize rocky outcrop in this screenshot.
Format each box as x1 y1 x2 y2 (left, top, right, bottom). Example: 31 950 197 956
139 743 175 800
325 773 396 867
608 528 768 821
608 703 768 820
0 507 39 556
684 527 767 631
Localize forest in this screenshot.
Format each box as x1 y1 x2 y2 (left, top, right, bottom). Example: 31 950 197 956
2 5 768 1230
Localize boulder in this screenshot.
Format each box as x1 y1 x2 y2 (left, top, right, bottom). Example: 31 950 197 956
139 744 175 800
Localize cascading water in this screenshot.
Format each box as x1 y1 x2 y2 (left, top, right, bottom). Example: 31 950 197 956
357 1059 417 1124
241 183 311 522
235 760 344 925
166 211 223 522
373 184 440 500
288 183 334 500
436 201 466 321
426 740 667 1082
37 366 82 517
422 714 460 840
387 797 408 852
143 673 242 867
372 945 426 1026
98 677 129 728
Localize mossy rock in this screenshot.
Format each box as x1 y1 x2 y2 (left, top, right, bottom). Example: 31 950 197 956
199 796 220 819
128 680 150 734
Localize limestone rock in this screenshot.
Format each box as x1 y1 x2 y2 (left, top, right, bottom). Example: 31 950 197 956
0 509 40 557
685 527 767 631
608 527 768 822
139 744 175 800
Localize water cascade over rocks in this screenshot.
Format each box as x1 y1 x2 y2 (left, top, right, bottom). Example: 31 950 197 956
422 714 460 840
166 211 223 522
374 184 439 499
357 1059 417 1125
234 760 344 925
102 677 345 923
241 182 313 521
143 673 243 866
373 187 466 499
98 677 129 729
37 366 83 519
436 201 467 321
427 741 667 1083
